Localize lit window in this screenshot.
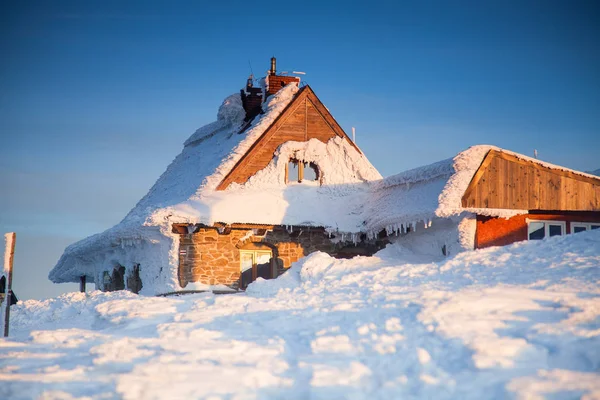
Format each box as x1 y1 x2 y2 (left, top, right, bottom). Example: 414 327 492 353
286 159 320 184
239 249 273 289
527 220 566 240
571 222 600 233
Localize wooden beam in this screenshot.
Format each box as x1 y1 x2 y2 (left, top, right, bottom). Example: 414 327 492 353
298 161 304 182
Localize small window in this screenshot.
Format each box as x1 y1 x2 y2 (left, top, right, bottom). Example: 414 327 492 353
287 160 299 182
303 162 319 181
548 224 563 237
286 159 320 184
571 222 600 233
528 221 545 240
527 220 565 241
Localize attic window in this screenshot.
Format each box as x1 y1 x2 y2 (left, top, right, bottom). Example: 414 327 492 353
286 159 320 184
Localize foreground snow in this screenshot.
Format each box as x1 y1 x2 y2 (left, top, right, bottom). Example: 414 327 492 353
2 231 600 399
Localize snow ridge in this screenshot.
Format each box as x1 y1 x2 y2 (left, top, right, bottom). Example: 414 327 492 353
10 230 600 399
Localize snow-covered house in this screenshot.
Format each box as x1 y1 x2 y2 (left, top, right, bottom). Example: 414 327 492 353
49 58 385 295
49 59 600 295
367 145 600 254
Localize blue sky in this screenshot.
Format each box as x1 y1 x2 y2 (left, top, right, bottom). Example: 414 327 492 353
1 0 599 299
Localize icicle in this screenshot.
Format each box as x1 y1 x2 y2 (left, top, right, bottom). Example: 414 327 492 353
428 219 432 228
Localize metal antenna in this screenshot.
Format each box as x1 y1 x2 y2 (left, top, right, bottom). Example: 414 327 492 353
248 60 254 77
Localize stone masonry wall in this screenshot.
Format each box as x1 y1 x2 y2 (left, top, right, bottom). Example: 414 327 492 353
178 225 345 290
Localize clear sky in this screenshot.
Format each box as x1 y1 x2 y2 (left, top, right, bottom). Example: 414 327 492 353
1 0 599 300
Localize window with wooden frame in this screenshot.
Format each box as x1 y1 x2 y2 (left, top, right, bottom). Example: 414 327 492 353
286 159 320 184
526 220 566 240
239 249 273 289
571 222 600 233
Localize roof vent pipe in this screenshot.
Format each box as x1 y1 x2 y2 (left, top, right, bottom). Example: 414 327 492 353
270 56 276 75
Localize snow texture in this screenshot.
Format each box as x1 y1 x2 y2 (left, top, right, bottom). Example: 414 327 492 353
5 230 600 399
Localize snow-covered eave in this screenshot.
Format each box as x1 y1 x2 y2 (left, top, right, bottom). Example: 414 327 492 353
48 224 168 284
150 204 367 235
435 206 528 219
365 212 438 238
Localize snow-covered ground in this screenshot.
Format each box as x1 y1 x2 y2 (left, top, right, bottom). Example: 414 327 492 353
2 231 600 400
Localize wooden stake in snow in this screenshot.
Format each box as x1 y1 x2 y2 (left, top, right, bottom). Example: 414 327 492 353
1 232 16 337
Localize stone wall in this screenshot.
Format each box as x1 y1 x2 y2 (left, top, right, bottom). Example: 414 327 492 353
177 224 384 290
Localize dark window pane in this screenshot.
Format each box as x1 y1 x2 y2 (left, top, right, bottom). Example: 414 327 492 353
591 225 600 230
303 162 319 181
288 160 299 183
573 226 587 233
528 222 545 240
549 224 563 237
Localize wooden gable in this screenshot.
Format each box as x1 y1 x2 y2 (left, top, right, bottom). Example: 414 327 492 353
461 150 600 211
216 86 361 190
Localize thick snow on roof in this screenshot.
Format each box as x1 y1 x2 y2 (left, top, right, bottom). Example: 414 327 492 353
367 145 491 233
367 144 600 234
50 84 381 288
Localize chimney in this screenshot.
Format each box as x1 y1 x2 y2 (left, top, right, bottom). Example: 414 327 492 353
241 74 263 121
241 58 301 122
265 57 300 97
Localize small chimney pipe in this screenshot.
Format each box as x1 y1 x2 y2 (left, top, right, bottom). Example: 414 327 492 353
270 57 276 75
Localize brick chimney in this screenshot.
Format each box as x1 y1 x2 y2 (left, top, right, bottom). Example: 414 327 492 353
240 74 263 121
265 57 300 97
240 58 301 121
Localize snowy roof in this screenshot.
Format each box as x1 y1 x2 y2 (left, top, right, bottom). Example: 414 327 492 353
366 145 600 234
50 83 381 285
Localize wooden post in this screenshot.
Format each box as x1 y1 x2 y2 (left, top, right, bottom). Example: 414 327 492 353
79 275 86 293
251 263 257 282
3 232 16 337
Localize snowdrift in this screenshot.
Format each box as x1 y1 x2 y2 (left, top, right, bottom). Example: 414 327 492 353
4 230 600 399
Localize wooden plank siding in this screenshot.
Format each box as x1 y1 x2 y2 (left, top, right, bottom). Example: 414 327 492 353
462 150 600 211
216 85 361 190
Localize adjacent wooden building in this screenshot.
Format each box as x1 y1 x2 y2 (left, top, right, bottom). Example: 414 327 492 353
369 146 600 255
462 149 600 248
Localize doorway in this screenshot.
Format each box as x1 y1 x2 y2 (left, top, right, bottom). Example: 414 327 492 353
239 249 273 289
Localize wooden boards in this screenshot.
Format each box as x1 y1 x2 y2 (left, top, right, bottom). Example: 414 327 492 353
216 85 361 190
462 150 600 211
